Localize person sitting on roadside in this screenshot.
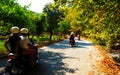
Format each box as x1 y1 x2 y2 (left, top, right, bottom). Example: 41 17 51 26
5 26 21 56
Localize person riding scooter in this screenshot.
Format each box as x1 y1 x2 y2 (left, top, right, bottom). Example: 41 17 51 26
5 26 21 56
20 28 36 67
69 32 75 47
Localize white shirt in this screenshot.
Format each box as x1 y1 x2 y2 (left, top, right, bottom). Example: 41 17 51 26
20 36 30 49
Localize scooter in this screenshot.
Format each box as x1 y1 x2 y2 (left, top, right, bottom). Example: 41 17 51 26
5 48 40 75
70 39 75 47
5 53 26 75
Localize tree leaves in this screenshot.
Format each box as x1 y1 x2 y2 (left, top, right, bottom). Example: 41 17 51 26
0 0 41 35
65 0 120 48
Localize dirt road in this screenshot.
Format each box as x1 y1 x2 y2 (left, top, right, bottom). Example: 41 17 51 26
0 38 97 75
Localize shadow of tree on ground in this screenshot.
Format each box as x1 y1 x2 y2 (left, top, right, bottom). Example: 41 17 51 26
25 50 77 75
0 58 7 67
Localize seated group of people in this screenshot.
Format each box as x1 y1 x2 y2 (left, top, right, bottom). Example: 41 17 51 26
5 26 38 67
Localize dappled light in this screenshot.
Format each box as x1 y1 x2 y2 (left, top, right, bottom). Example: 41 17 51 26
23 50 77 75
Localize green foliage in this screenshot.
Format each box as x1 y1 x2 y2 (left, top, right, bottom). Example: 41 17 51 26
58 20 71 34
1 0 120 51
32 34 60 45
0 39 6 53
65 0 120 49
0 0 41 35
36 13 47 36
43 3 64 41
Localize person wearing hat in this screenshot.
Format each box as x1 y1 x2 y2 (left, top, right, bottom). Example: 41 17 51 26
20 28 36 67
5 26 21 56
69 32 75 46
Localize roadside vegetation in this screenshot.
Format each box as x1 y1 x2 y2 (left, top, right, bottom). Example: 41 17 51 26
0 34 65 54
0 39 6 54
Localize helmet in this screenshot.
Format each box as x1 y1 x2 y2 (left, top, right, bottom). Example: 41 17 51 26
11 26 19 34
71 32 74 35
20 28 28 34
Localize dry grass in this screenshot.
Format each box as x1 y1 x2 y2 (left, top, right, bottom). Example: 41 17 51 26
91 45 120 75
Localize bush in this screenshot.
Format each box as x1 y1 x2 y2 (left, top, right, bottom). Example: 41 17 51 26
0 39 7 53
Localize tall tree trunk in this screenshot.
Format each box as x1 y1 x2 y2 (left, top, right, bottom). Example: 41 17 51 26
49 31 53 41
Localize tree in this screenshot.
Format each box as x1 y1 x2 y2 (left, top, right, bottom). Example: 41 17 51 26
36 13 47 36
43 3 61 41
0 0 40 35
64 0 120 49
58 20 71 36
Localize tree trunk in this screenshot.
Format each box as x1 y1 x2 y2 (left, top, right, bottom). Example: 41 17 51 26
49 31 53 41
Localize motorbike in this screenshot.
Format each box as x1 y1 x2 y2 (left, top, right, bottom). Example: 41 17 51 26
5 47 40 75
5 53 26 75
70 39 75 47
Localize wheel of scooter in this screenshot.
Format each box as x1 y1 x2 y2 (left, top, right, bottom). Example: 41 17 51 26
71 43 74 47
11 63 25 75
5 64 11 72
36 53 41 64
1 69 11 75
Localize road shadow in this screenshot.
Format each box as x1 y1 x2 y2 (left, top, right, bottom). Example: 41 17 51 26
75 40 93 48
48 39 71 49
24 50 77 75
0 58 7 67
0 58 8 75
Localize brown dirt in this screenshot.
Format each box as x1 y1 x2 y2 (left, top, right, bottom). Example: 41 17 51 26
89 45 120 75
